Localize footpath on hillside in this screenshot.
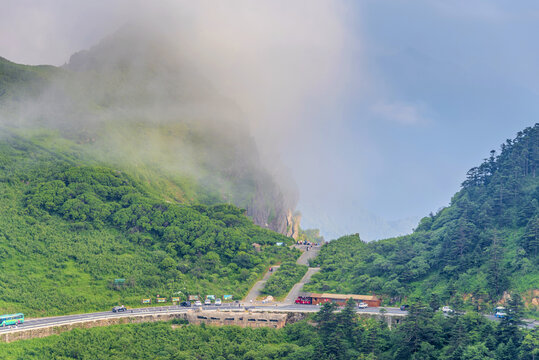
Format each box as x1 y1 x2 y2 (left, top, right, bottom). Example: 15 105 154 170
243 265 281 304
243 244 321 305
282 245 321 304
294 245 320 265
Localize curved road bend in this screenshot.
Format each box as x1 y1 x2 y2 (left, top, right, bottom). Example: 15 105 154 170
282 245 321 304
243 244 321 304
243 265 281 304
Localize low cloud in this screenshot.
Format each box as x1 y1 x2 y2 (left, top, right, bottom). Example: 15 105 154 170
371 101 428 126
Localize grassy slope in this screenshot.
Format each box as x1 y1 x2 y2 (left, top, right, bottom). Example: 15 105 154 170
261 262 308 299
0 57 57 102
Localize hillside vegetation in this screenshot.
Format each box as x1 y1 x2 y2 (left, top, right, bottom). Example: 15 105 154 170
261 262 308 299
306 124 539 309
0 132 297 316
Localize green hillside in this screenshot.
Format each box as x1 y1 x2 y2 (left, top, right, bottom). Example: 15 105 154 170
0 56 58 103
306 124 539 310
0 132 298 316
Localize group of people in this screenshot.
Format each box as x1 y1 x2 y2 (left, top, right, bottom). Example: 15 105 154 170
296 240 317 246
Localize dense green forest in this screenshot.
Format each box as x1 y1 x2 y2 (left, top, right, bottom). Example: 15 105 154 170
1 299 536 359
0 133 298 316
306 124 539 311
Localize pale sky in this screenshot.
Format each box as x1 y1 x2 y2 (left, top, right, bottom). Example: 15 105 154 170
1 0 538 240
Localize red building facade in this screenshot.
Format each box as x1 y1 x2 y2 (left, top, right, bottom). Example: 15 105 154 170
308 293 381 307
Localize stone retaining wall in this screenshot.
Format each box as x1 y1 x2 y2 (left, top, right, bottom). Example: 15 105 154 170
0 310 288 343
0 312 189 343
0 309 403 343
187 310 287 329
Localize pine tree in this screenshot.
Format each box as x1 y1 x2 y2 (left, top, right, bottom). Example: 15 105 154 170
520 215 539 258
396 299 441 357
497 293 525 346
520 330 539 360
487 233 509 299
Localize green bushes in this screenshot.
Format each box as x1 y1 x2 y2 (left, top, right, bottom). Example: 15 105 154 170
0 136 298 316
261 262 308 298
0 322 310 359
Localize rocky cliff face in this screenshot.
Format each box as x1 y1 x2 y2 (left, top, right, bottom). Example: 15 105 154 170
286 210 301 240
245 177 299 236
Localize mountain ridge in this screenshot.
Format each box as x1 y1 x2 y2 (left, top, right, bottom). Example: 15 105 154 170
0 27 299 235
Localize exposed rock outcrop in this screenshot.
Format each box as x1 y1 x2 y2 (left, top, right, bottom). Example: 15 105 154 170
286 210 301 240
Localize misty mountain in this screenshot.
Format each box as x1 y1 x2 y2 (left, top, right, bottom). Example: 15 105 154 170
301 202 419 241
0 26 298 235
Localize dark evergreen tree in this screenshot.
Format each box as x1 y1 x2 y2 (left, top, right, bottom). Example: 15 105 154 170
394 299 441 358
520 215 539 258
487 233 510 299
497 293 525 348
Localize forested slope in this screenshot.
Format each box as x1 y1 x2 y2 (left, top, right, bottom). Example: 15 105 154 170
307 124 539 308
0 133 297 316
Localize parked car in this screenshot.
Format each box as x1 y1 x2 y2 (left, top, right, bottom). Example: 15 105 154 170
215 298 222 306
194 300 202 306
204 298 212 305
358 302 368 309
495 311 508 319
400 305 410 311
180 301 191 307
112 305 127 313
441 306 454 314
494 307 508 318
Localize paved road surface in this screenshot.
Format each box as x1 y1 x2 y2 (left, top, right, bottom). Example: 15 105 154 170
280 245 322 304
0 304 404 334
283 267 321 304
0 304 240 333
243 265 280 303
295 245 320 265
1 303 536 334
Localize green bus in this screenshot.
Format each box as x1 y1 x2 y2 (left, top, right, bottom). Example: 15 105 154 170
0 313 24 327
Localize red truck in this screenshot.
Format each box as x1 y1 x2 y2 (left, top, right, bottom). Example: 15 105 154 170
295 296 312 305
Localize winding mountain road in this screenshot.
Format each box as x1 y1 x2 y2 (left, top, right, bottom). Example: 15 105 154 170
2 243 536 337
283 267 320 304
